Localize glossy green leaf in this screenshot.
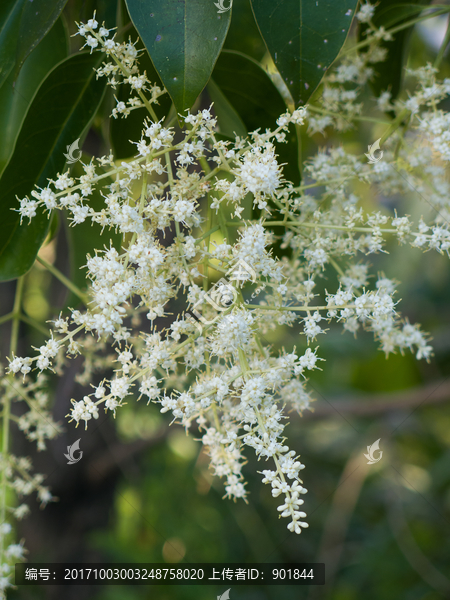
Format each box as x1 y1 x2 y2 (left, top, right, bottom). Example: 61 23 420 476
250 0 358 106
125 0 232 114
223 0 266 61
0 17 68 177
0 52 106 281
0 0 26 89
358 1 433 102
13 0 69 80
206 79 247 139
0 0 68 91
211 51 300 184
64 0 118 30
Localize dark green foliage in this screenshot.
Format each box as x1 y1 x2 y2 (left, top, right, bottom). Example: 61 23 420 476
250 0 358 105
0 53 105 280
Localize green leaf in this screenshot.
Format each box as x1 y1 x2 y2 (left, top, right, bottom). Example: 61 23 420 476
223 0 266 61
211 50 300 184
0 17 68 176
0 52 106 281
110 37 172 159
250 0 358 106
358 1 433 101
64 0 118 30
124 0 232 114
45 211 60 247
0 0 26 90
0 0 68 91
206 79 247 139
13 0 69 80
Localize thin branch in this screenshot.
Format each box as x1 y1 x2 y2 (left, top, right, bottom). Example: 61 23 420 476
302 379 450 419
36 255 89 305
19 314 49 337
0 312 13 327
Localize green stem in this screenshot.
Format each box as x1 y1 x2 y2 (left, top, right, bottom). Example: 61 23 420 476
18 314 49 337
0 312 13 327
194 225 220 245
329 257 345 277
297 177 352 191
175 221 192 285
203 200 213 291
36 256 89 304
254 335 268 359
380 108 411 145
308 105 390 125
164 150 174 188
197 155 215 289
121 169 148 275
238 347 250 380
227 220 399 234
204 261 227 274
106 42 159 122
295 123 303 183
343 7 450 55
244 303 376 311
217 207 228 239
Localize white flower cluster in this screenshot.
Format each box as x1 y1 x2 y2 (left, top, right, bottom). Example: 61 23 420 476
356 2 376 24
0 533 26 596
304 2 396 135
0 369 61 591
4 12 450 553
0 450 55 593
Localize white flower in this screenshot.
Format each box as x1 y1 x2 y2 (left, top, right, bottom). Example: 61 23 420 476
6 544 25 559
0 523 11 535
303 312 324 341
6 33 447 542
110 377 130 399
356 3 375 23
210 310 254 356
236 142 281 197
86 35 99 50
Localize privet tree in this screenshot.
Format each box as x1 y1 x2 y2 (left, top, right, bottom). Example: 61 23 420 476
1 0 449 593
